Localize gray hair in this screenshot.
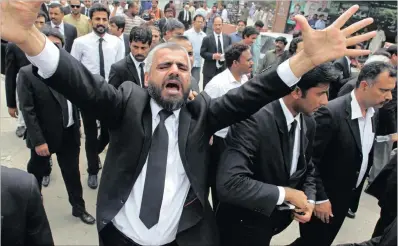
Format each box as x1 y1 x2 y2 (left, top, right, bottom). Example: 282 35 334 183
364 55 390 65
162 18 185 35
144 42 191 73
356 61 396 88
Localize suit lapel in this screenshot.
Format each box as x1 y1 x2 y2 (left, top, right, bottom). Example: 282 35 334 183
126 55 141 86
48 87 64 107
222 34 229 50
294 116 308 175
274 102 291 178
346 96 362 152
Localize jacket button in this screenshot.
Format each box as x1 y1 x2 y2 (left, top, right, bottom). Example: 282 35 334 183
356 171 359 175
102 220 107 225
120 199 125 204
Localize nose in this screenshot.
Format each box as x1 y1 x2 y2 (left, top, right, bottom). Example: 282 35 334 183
385 91 393 101
320 94 329 106
169 63 179 74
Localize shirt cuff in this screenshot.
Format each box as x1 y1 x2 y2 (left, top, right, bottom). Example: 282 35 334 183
308 200 315 204
26 36 60 79
277 186 285 205
276 59 301 88
315 199 329 204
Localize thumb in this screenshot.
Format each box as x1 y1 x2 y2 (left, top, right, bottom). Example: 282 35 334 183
294 14 312 33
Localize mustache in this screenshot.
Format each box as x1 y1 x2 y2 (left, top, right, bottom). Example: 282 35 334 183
163 75 182 86
96 25 106 29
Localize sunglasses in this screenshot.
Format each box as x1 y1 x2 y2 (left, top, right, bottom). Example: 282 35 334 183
71 5 81 8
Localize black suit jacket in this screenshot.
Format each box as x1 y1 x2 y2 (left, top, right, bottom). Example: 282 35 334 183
5 42 31 108
109 55 141 88
46 22 77 53
1 39 7 75
80 6 90 16
178 10 192 29
216 100 317 229
32 49 293 245
333 56 351 80
313 93 375 205
200 33 232 77
1 166 54 246
122 33 130 57
40 3 50 22
17 65 80 153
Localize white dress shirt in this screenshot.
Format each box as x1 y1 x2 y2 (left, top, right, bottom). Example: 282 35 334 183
350 90 375 187
214 32 224 68
275 98 301 205
66 100 74 127
51 21 65 36
113 99 190 245
119 33 128 55
70 32 125 81
26 37 301 245
184 9 189 21
129 53 145 88
204 68 248 138
184 28 206 68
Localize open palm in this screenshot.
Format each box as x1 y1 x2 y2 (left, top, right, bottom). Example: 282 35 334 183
0 1 43 44
294 5 375 66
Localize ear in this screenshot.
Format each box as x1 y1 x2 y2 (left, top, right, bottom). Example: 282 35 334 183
144 72 149 87
291 86 302 99
359 80 369 90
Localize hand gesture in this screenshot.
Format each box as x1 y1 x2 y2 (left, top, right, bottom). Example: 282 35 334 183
1 1 44 45
293 203 314 224
314 201 334 224
8 107 18 118
294 5 375 67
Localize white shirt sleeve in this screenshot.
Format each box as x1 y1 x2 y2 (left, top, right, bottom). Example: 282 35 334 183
316 199 329 204
203 80 220 98
26 36 60 79
70 39 82 61
276 186 285 205
276 59 301 88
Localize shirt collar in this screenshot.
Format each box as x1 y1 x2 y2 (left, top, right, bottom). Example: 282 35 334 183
350 90 375 120
51 21 64 29
224 68 247 84
279 98 301 129
92 32 110 42
150 98 181 120
129 53 146 67
214 32 223 37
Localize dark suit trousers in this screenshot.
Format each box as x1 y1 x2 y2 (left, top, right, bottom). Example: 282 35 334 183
209 135 227 209
373 206 396 238
97 120 109 154
81 111 100 175
27 126 85 210
100 222 178 246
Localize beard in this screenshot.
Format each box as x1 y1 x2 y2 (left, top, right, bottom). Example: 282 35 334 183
147 78 190 112
134 54 146 62
93 25 108 35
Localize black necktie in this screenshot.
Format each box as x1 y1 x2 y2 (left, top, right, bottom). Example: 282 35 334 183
59 94 69 128
139 62 145 88
288 119 297 172
139 110 173 229
217 35 224 65
86 8 89 16
99 38 105 78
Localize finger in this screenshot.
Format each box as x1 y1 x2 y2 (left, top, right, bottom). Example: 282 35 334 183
346 31 376 47
345 48 371 58
45 150 50 156
342 18 374 37
332 5 359 29
193 91 198 96
325 214 330 224
294 14 312 34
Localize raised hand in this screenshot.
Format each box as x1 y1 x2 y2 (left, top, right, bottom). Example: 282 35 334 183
294 5 375 66
0 1 44 44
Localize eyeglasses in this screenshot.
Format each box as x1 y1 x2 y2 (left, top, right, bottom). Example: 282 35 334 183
71 5 81 8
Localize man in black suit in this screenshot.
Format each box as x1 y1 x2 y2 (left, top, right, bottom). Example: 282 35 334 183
16 27 95 225
1 166 54 246
3 2 373 245
108 15 130 57
292 62 396 246
200 16 232 88
81 0 92 16
156 7 174 41
334 56 351 80
48 2 77 53
216 63 336 246
178 4 192 30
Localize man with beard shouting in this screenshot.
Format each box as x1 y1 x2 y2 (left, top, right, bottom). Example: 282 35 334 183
70 3 125 189
0 2 375 245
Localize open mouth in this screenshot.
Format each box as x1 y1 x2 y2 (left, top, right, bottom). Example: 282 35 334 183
164 81 182 95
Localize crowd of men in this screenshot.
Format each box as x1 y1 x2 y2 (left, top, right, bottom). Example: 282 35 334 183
0 1 397 246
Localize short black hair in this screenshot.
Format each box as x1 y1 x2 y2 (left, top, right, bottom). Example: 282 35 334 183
296 62 338 97
356 62 396 88
129 26 152 46
163 18 185 35
41 26 65 47
49 3 65 14
275 36 288 45
254 20 264 28
292 30 301 38
225 43 250 68
242 26 259 39
109 16 126 32
193 14 205 22
237 19 247 26
387 45 397 56
89 3 110 19
289 37 303 55
169 35 189 42
37 10 48 20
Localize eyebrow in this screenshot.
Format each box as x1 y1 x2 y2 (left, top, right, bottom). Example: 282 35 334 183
157 61 189 68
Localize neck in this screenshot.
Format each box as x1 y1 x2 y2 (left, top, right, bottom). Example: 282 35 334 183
194 27 201 32
95 32 105 38
353 90 368 117
72 13 81 18
275 49 284 55
230 68 242 82
282 96 299 117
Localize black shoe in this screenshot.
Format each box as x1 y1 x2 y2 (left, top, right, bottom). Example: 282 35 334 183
15 126 26 138
42 176 50 187
88 175 98 189
347 209 356 219
98 159 102 170
72 209 96 225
